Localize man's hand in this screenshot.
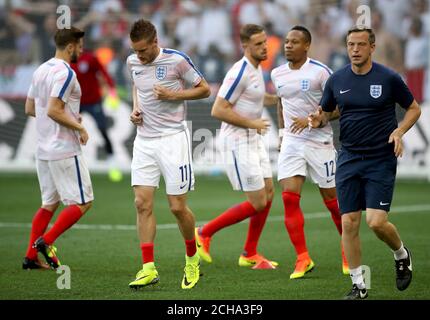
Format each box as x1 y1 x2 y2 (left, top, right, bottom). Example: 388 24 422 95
77 114 82 124
251 118 270 135
130 109 142 126
308 106 323 128
79 127 89 145
388 128 404 157
153 85 175 100
290 116 308 134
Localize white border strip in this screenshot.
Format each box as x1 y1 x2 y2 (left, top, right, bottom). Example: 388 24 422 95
1 204 429 232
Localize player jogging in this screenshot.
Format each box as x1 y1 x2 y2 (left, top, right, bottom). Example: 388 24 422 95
195 24 278 269
271 26 349 279
309 26 421 299
126 19 211 290
23 27 93 270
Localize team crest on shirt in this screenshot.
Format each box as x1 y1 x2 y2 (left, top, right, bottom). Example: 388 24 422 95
300 79 311 92
155 65 167 80
370 85 382 98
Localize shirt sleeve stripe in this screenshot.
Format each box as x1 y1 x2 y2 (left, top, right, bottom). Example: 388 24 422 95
59 64 74 99
224 60 247 101
309 60 333 75
162 48 203 78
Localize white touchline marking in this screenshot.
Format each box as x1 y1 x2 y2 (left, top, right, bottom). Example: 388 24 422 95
1 204 429 231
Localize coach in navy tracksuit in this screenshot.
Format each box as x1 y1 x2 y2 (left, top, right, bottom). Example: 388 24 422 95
308 26 421 300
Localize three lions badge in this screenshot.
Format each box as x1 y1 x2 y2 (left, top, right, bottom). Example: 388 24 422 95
155 65 167 80
370 85 382 98
300 79 311 92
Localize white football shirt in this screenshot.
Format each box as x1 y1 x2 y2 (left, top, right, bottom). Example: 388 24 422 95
271 57 334 146
28 58 82 160
217 56 266 142
127 48 203 138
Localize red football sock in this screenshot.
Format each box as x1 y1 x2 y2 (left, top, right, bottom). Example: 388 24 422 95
140 242 154 264
282 191 307 256
43 205 83 245
185 237 197 257
201 201 257 238
324 198 342 235
26 208 54 260
243 200 272 257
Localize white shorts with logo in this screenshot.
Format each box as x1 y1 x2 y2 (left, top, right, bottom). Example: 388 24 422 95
278 137 336 188
132 130 194 195
220 136 272 192
36 154 94 206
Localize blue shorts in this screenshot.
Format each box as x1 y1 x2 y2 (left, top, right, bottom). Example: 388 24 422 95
335 149 397 214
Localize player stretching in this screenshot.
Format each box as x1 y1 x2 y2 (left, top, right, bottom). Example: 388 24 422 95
23 27 93 270
195 24 278 268
127 19 210 289
271 26 348 279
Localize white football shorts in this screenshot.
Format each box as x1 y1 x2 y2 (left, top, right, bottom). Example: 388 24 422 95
278 137 337 188
220 136 272 192
36 154 94 206
131 130 195 195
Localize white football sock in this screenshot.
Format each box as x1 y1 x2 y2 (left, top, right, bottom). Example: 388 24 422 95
393 242 408 260
350 266 366 289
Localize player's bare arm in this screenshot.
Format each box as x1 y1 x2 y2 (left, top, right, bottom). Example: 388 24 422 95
153 79 211 101
264 93 278 106
308 106 340 128
47 97 88 145
25 98 35 117
388 100 421 158
211 96 270 133
130 84 142 126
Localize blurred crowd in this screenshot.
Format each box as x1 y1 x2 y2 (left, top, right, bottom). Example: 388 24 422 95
0 0 429 101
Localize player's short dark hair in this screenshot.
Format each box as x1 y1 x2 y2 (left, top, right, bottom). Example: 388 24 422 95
240 24 265 43
130 19 157 43
290 25 312 43
54 27 85 49
347 25 376 44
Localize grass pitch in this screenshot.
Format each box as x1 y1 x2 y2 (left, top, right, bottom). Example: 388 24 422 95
0 173 429 300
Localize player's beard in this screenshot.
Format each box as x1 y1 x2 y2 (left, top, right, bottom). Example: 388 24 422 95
139 51 157 65
147 51 159 64
70 50 79 63
253 51 267 62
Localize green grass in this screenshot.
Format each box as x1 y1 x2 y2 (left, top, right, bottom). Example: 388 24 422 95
0 173 429 300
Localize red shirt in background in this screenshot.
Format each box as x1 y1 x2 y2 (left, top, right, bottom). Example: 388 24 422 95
71 51 115 106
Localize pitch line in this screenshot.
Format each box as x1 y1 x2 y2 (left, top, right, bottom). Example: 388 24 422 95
0 204 429 232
